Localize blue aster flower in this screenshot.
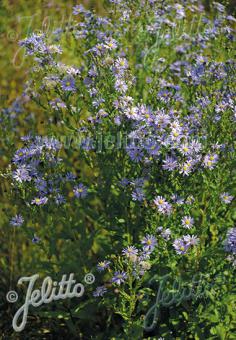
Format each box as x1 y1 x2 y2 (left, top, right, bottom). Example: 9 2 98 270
126 146 144 162
65 172 76 181
141 234 157 252
181 216 194 229
13 165 32 183
10 214 24 227
173 237 190 254
73 183 88 198
35 178 47 194
61 76 76 92
55 194 66 205
131 188 145 201
97 260 111 272
93 286 107 297
122 246 138 258
220 192 234 204
72 4 86 15
31 196 48 205
111 271 127 285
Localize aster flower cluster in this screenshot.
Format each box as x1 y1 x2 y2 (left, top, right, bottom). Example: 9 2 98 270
122 104 224 176
10 137 63 216
12 136 61 189
87 4 236 179
72 4 111 42
94 234 157 297
19 33 62 66
154 196 172 215
173 235 199 254
10 136 88 210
